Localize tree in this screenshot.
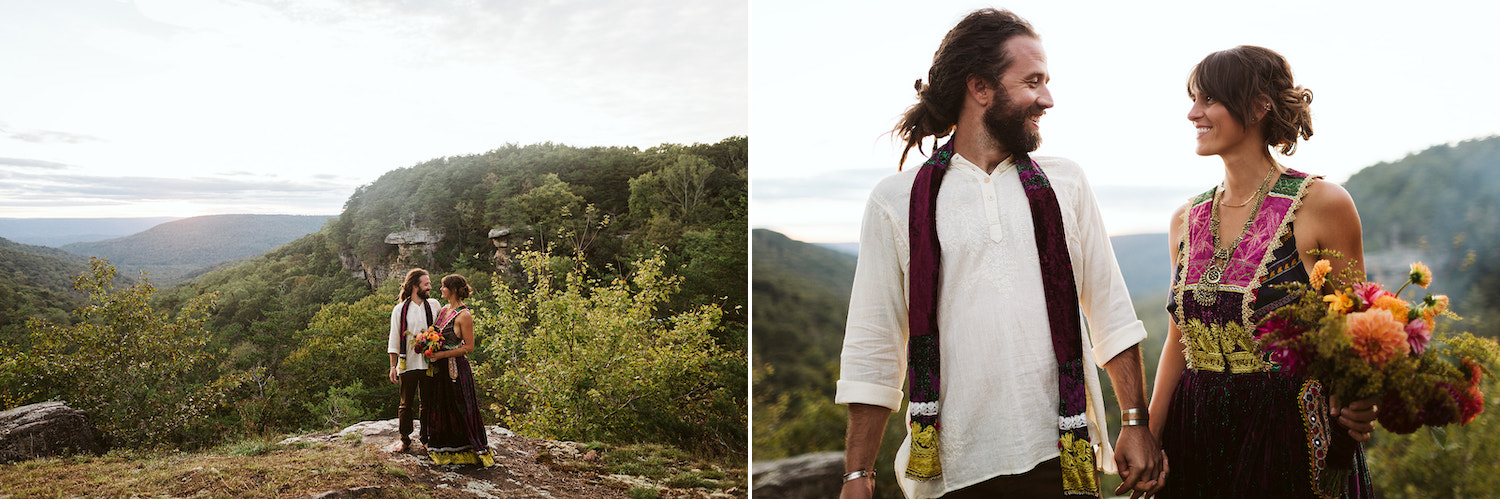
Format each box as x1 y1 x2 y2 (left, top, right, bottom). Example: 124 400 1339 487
629 154 719 226
472 250 742 455
1 258 256 448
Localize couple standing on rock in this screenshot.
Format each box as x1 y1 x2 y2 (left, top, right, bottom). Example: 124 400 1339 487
386 268 496 467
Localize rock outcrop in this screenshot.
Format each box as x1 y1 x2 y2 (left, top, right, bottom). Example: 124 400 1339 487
0 401 103 463
385 228 443 274
750 451 844 499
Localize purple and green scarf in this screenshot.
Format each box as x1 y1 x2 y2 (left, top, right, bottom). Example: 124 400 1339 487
905 139 1098 495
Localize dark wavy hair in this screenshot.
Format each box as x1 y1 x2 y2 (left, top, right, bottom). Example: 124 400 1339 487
399 268 428 302
441 274 472 301
893 8 1038 168
1188 45 1314 155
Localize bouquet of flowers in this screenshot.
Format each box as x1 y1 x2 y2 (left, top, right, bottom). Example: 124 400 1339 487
411 325 447 358
1255 258 1500 434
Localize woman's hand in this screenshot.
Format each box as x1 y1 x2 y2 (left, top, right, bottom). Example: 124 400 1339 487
1330 395 1378 442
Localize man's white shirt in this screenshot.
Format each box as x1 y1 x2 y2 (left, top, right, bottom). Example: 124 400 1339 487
835 153 1147 498
388 298 443 373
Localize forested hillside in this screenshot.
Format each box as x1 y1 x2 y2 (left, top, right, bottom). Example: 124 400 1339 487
0 237 93 337
1345 136 1500 338
1 138 748 460
60 214 332 285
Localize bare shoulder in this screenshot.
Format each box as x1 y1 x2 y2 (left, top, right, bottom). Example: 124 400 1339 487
1298 178 1360 223
1167 202 1191 243
1167 202 1191 264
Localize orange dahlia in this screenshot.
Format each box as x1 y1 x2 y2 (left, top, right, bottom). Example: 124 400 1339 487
1346 308 1410 367
1409 261 1433 288
1372 295 1411 324
1310 259 1333 290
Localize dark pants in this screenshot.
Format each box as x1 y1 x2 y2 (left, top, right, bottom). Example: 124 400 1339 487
943 458 1100 498
398 369 432 444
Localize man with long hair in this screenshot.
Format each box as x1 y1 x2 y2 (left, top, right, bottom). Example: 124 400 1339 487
837 9 1164 498
387 268 441 452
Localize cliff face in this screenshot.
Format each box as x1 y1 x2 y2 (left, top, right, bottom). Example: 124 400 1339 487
337 227 441 289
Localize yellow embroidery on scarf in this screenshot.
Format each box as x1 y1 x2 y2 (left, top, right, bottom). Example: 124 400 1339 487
1180 318 1272 373
1059 432 1099 495
905 421 942 480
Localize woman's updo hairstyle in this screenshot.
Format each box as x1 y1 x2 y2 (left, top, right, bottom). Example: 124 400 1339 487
441 274 473 301
1188 45 1314 155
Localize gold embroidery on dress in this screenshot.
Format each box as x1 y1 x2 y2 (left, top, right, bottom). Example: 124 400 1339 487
1180 318 1272 373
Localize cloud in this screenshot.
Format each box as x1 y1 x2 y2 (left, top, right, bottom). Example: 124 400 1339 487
249 0 748 144
0 127 104 144
0 157 70 170
753 168 891 201
0 169 353 211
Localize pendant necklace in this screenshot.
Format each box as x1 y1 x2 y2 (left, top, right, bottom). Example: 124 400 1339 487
1193 165 1279 306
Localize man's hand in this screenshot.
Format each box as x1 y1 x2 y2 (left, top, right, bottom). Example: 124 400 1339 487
1331 395 1378 442
389 366 400 384
1113 425 1162 496
1127 451 1169 499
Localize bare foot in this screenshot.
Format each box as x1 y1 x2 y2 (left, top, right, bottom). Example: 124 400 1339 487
382 439 409 453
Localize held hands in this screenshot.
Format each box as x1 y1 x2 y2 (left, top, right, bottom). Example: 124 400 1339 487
1114 424 1167 498
1330 396 1378 442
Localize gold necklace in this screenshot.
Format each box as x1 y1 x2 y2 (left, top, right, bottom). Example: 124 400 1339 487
1193 167 1279 306
1217 165 1278 207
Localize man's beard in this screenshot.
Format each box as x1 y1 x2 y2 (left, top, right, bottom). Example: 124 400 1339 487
415 288 430 301
982 93 1043 155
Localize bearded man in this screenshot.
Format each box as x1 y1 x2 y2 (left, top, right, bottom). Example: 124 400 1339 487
387 268 442 452
836 9 1166 499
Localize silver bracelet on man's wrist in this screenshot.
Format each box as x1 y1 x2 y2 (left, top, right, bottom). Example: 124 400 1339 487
842 469 874 483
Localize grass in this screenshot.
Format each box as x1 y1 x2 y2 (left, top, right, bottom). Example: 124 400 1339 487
0 438 434 498
589 442 745 491
626 486 661 499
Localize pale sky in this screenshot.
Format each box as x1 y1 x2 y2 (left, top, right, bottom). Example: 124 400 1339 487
750 0 1500 243
1 0 747 218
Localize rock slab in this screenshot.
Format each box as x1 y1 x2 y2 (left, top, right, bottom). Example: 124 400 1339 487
751 451 844 499
0 401 103 463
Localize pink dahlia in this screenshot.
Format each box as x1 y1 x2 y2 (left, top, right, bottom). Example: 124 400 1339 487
1352 282 1393 312
1345 309 1409 367
1404 317 1432 356
1266 341 1309 376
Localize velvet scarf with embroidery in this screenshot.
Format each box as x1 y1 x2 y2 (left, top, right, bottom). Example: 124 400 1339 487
905 140 1098 496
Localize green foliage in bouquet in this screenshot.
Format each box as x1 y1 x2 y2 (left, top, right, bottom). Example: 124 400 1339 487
472 250 742 455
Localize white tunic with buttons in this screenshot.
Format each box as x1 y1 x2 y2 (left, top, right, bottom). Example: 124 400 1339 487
835 153 1147 498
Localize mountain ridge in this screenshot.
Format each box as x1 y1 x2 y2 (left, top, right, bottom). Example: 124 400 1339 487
60 214 332 285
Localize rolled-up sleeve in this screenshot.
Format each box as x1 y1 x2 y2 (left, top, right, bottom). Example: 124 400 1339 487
387 305 403 355
835 194 909 411
1072 172 1148 366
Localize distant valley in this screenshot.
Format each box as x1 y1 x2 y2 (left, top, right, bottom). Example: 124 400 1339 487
57 214 333 285
0 217 181 247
